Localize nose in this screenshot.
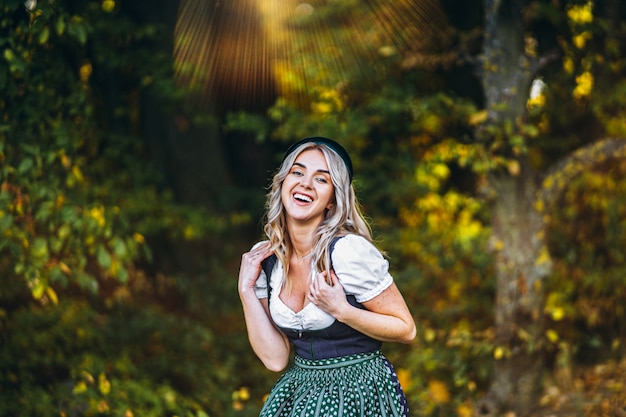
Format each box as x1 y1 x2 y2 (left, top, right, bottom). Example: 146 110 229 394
299 174 313 188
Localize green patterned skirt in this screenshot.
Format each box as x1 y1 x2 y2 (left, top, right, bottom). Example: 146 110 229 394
259 351 409 417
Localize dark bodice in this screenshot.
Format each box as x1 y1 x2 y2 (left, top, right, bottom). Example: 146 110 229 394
277 295 382 360
261 246 382 361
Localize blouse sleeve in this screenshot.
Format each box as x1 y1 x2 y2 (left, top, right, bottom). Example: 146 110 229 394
331 234 393 303
254 269 268 299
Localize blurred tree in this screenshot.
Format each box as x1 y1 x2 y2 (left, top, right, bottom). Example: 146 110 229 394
0 0 252 415
473 1 626 414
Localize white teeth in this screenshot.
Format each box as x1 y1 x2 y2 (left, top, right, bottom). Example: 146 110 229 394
294 193 313 202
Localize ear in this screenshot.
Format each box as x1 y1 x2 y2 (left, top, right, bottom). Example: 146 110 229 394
326 197 336 211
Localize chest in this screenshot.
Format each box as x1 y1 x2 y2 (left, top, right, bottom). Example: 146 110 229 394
278 260 313 313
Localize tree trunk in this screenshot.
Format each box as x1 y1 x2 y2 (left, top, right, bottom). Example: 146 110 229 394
476 0 551 414
479 166 550 416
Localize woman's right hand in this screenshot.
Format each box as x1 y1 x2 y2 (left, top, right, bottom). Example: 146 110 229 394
238 241 273 293
238 241 289 371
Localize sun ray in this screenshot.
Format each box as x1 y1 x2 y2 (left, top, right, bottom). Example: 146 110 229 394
173 0 449 110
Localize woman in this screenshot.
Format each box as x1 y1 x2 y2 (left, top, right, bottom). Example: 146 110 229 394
238 136 416 416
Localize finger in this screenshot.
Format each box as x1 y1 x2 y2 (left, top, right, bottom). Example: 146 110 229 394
255 242 269 254
247 243 272 260
256 243 273 257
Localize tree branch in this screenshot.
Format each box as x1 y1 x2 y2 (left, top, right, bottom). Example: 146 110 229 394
528 49 560 78
535 137 626 215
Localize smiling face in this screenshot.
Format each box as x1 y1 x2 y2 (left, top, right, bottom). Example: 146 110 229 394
280 148 335 227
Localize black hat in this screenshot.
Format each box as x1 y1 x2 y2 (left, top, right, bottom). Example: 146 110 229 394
283 136 353 182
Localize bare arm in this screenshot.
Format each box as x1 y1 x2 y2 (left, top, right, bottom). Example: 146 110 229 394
239 242 291 371
308 271 417 344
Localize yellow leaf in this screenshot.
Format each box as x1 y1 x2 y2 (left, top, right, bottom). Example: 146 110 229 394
428 380 450 404
183 225 196 240
567 2 593 24
72 165 84 182
59 261 72 275
431 163 450 180
73 381 88 394
4 49 15 62
238 386 250 401
563 57 574 74
102 0 115 12
79 62 93 83
424 328 436 342
612 339 620 351
89 206 106 227
457 403 473 417
507 160 521 176
468 110 488 126
526 94 545 110
81 370 95 384
133 233 145 244
32 280 45 300
490 238 504 251
46 287 58 305
550 307 564 321
98 373 111 395
311 102 332 114
396 368 412 391
535 247 551 267
573 71 593 98
97 400 110 412
546 329 559 343
573 33 589 49
422 114 442 135
494 346 504 360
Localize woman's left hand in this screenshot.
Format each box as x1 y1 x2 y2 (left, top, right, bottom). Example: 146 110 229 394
308 270 349 316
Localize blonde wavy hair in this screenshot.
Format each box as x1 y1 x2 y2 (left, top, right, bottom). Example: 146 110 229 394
263 141 372 284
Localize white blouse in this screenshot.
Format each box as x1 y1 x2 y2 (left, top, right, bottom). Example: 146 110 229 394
253 234 394 331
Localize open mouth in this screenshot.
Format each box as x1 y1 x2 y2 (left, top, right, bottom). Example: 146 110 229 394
293 193 313 203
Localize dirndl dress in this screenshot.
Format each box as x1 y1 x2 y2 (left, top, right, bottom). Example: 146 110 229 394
259 295 409 417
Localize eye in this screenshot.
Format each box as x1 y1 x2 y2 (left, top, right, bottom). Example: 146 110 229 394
315 176 328 184
290 168 304 176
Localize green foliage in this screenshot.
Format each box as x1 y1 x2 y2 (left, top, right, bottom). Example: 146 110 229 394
546 160 626 361
0 1 225 297
0 300 230 416
0 1 251 416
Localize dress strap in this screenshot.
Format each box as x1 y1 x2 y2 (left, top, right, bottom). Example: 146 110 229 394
261 254 277 300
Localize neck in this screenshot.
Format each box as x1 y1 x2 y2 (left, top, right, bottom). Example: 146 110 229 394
287 221 316 260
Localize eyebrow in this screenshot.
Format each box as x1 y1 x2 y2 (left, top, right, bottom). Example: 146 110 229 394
293 162 330 175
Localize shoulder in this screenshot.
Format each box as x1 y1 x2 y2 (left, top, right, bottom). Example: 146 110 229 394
333 234 382 258
330 234 392 302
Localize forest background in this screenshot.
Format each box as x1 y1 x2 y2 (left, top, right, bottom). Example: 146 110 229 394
1 0 626 416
